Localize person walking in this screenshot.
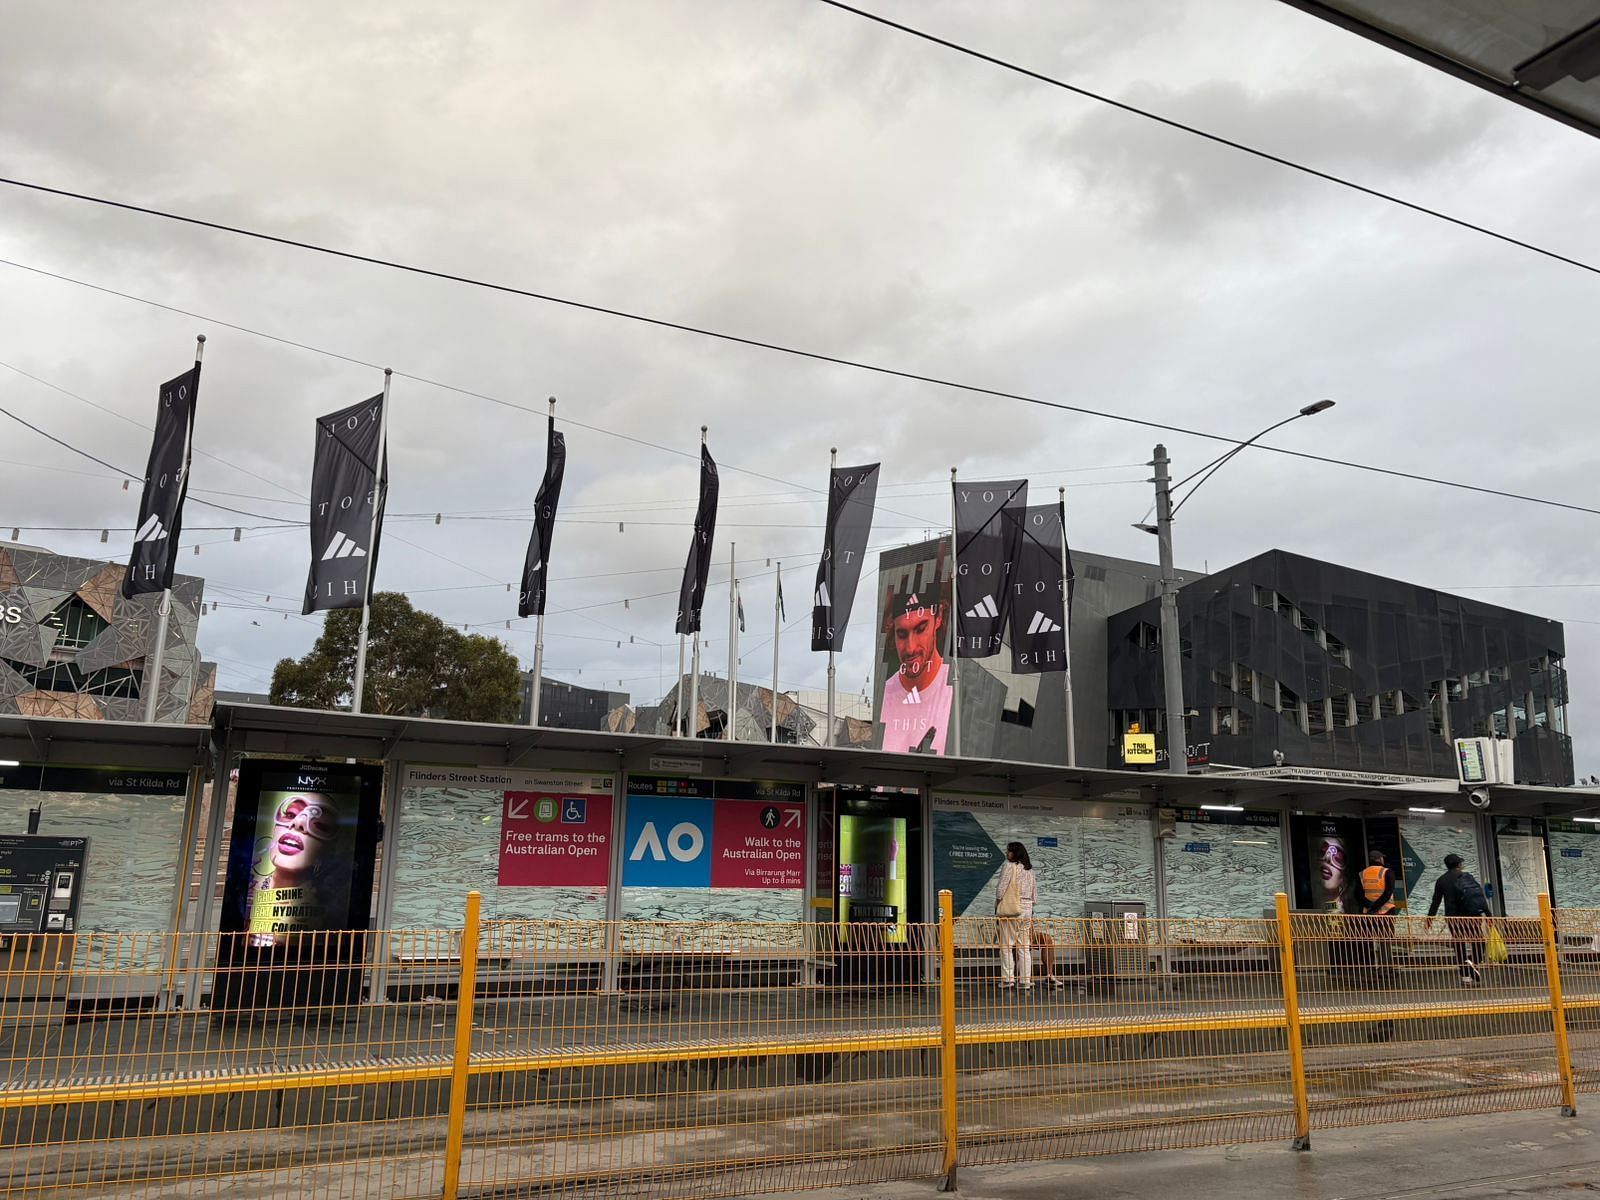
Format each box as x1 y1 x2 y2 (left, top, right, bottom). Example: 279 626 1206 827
1359 850 1399 982
1426 853 1490 985
996 842 1037 991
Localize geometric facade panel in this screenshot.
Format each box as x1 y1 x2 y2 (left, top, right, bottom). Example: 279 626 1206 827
0 541 209 725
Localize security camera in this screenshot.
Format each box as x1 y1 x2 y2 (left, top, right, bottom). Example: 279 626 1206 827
1468 788 1491 810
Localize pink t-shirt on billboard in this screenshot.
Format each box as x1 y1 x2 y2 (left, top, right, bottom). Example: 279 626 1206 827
880 663 952 755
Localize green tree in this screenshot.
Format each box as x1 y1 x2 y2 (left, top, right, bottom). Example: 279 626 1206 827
270 592 523 722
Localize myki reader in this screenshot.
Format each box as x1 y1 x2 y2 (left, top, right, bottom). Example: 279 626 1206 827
0 835 88 1007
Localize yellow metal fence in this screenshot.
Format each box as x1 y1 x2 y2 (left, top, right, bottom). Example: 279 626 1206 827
1 892 1595 1198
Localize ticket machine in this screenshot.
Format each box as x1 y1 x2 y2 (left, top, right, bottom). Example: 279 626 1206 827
0 834 89 1004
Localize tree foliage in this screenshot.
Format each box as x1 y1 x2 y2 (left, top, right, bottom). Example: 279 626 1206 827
270 592 523 722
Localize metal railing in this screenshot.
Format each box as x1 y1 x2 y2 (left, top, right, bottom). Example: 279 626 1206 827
0 891 1592 1197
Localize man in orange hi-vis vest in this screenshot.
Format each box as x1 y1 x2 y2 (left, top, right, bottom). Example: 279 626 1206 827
1359 850 1399 985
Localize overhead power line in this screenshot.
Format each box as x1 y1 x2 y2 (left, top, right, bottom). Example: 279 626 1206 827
812 1 1600 281
0 195 1596 516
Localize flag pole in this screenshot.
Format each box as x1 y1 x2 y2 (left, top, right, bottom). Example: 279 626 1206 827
144 333 204 723
726 542 737 742
688 425 706 739
677 634 686 736
771 562 782 743
949 466 961 757
1059 486 1076 767
826 447 837 748
529 396 555 728
351 367 391 715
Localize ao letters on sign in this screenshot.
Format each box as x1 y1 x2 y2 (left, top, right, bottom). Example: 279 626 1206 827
629 821 704 863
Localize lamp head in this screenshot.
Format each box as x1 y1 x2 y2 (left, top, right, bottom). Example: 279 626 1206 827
1299 399 1335 417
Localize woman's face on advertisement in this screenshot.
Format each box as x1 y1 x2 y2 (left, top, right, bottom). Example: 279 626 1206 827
1318 839 1345 890
272 794 339 873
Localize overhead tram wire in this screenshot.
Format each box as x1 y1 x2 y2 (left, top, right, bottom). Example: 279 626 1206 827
0 204 1597 517
811 0 1600 284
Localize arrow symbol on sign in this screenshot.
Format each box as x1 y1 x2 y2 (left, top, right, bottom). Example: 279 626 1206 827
507 797 530 819
783 809 801 828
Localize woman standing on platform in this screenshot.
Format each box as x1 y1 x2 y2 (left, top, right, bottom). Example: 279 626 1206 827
996 842 1038 990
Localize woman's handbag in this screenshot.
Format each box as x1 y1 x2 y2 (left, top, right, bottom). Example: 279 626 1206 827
996 867 1022 919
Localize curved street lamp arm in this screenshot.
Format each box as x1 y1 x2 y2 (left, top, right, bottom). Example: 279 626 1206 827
1169 409 1314 518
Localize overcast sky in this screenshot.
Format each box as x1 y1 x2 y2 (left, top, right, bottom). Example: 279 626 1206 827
2 1 1598 771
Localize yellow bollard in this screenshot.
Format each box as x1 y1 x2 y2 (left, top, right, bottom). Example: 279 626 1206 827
1539 893 1578 1117
442 891 482 1200
1275 892 1312 1150
937 888 959 1192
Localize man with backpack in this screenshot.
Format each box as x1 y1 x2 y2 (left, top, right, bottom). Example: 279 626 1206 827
1426 853 1490 985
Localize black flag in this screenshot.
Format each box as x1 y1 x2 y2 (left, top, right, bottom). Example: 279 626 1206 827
952 479 1028 659
518 416 566 617
675 442 719 634
303 394 387 614
1006 501 1068 674
812 462 879 652
123 365 199 598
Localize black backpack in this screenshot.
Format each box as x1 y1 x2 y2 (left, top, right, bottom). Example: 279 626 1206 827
1452 872 1489 916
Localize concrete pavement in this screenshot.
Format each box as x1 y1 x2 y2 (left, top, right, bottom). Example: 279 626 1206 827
753 1109 1600 1199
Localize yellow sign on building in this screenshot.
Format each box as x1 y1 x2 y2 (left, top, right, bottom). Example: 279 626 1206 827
1123 732 1157 764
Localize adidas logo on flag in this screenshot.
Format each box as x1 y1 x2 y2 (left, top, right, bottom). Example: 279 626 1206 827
321 532 367 561
134 514 169 543
815 582 831 608
965 594 999 620
1027 611 1062 635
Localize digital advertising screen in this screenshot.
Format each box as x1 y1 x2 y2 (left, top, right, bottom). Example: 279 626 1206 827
221 760 383 946
837 813 908 942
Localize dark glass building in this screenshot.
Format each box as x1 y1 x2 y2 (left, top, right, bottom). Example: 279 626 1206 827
1106 549 1573 785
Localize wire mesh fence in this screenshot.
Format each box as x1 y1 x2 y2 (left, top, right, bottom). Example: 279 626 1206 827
951 912 1295 1165
1287 908 1564 1129
455 916 944 1199
0 893 1594 1199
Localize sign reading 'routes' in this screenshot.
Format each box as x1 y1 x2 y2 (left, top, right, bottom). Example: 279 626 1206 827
495 772 615 888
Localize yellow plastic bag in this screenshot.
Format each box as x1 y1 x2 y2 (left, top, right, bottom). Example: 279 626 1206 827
1485 925 1510 965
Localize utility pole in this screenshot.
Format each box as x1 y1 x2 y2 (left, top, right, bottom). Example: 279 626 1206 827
1152 444 1187 775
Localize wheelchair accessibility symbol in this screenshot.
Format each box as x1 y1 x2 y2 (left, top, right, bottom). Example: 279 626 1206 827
561 798 587 824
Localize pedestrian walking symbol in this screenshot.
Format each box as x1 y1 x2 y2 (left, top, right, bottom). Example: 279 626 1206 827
562 797 587 824
761 806 780 830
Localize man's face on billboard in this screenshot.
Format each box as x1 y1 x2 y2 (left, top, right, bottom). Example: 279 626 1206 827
894 605 943 683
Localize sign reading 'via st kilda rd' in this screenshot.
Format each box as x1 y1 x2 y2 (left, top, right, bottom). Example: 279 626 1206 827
952 479 1028 659
123 363 200 598
812 463 879 652
303 394 387 614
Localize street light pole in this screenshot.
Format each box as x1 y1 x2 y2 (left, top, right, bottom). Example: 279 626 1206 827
1152 445 1187 775
1138 401 1335 777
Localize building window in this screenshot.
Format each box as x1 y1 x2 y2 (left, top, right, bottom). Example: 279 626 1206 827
1401 692 1425 716
1492 710 1509 736
1211 668 1233 695
1355 696 1376 723
1325 634 1350 666
41 597 110 651
1308 699 1328 736
1278 683 1300 714
1235 708 1253 735
1239 667 1257 702
1253 586 1272 608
